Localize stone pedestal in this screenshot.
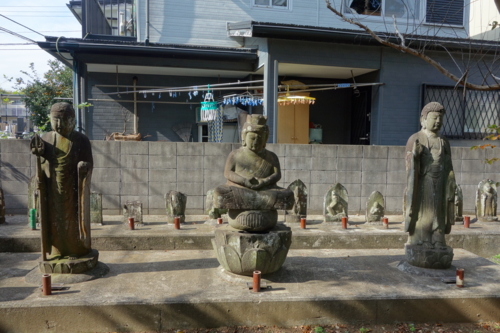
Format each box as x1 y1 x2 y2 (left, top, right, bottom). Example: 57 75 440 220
39 249 99 274
227 209 277 232
405 244 454 269
123 201 143 224
212 224 292 276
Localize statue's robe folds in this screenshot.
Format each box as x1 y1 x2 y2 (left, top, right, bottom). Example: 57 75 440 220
405 130 455 246
38 131 93 257
213 149 293 211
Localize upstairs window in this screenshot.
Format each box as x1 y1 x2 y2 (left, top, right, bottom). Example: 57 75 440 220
425 0 464 26
253 0 289 9
344 0 420 19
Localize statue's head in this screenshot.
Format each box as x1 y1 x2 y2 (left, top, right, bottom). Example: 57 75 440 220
483 181 493 193
50 102 76 137
420 102 444 133
241 115 269 152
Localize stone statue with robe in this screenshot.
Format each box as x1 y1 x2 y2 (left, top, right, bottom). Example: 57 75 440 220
31 103 97 274
476 179 498 222
404 102 455 269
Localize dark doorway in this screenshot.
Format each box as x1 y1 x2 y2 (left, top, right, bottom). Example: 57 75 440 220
350 86 371 145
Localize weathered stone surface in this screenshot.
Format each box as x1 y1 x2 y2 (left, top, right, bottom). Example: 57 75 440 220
366 191 384 223
123 200 143 224
90 192 103 225
403 102 456 269
205 189 227 219
227 209 277 231
165 191 187 224
455 184 464 222
212 224 292 276
38 249 99 274
212 115 292 232
285 179 307 223
404 244 454 269
476 179 498 222
30 103 95 274
323 183 348 222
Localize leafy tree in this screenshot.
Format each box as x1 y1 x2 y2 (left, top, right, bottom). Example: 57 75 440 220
11 60 72 131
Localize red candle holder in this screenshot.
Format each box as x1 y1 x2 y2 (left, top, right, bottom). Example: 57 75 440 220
341 217 348 229
128 217 135 230
174 217 180 230
456 268 464 288
383 217 389 229
42 274 51 296
217 217 223 225
300 218 306 229
464 216 470 228
253 270 261 292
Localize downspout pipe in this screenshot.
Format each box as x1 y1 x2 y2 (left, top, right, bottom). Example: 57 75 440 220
145 0 150 46
133 76 138 134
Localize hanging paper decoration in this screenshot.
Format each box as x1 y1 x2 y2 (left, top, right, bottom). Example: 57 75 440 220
200 85 218 122
223 94 263 106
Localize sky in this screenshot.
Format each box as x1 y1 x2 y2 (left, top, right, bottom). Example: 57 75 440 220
0 0 81 92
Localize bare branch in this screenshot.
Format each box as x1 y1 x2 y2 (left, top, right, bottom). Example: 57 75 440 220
392 15 405 48
324 0 500 91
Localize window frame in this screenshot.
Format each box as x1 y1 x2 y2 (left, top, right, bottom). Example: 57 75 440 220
423 0 465 27
252 0 291 11
341 0 421 22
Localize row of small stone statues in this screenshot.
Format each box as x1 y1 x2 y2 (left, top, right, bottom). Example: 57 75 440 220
110 177 498 226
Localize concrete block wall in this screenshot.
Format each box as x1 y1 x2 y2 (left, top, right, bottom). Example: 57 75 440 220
0 140 498 215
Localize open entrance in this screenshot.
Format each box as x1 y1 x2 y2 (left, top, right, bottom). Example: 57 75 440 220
270 63 379 145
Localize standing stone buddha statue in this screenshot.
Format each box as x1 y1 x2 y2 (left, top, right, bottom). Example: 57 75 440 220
404 102 456 269
30 102 97 274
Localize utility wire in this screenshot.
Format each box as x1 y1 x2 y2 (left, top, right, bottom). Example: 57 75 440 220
0 14 45 37
0 26 35 42
0 42 36 45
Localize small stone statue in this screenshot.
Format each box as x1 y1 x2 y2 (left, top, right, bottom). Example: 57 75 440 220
211 115 293 276
476 179 498 222
91 192 103 225
166 191 187 224
0 188 5 224
324 183 348 222
404 102 455 269
30 103 97 274
455 184 464 223
123 200 143 224
205 189 227 221
285 179 307 223
366 191 384 223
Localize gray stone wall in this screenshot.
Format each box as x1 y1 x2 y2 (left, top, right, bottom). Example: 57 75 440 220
0 140 498 215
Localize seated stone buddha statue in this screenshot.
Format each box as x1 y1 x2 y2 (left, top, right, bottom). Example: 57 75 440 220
213 114 294 231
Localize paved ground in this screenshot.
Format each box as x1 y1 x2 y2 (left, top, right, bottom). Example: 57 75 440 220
2 215 500 258
1 247 500 332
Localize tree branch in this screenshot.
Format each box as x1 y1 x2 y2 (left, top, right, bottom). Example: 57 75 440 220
324 0 500 91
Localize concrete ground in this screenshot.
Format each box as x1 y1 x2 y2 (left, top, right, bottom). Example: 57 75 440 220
1 248 500 332
2 215 500 258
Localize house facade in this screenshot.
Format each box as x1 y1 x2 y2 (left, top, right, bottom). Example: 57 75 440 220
36 0 499 146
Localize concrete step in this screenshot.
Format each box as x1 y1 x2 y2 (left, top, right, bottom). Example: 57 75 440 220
2 215 500 259
1 249 499 332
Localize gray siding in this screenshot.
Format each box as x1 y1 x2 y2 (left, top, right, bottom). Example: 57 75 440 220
136 0 468 46
86 72 237 142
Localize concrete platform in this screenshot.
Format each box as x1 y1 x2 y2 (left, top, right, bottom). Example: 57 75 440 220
1 248 500 332
2 215 500 259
